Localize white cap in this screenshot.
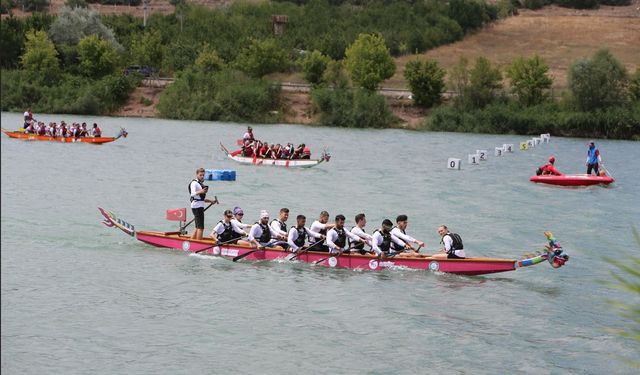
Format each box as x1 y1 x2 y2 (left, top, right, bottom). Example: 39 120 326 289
260 210 269 219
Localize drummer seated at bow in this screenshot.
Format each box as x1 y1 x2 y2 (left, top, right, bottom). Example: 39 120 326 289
371 219 414 258
536 156 563 176
432 225 466 259
287 214 325 253
390 215 426 256
211 209 250 246
326 214 365 254
248 210 287 249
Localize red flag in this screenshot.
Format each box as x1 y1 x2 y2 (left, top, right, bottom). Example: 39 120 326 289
237 138 243 146
166 208 187 221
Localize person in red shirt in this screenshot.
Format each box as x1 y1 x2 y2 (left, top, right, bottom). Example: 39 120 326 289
537 156 563 176
91 123 102 137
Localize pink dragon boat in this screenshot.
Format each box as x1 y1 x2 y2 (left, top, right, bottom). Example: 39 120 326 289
99 207 569 276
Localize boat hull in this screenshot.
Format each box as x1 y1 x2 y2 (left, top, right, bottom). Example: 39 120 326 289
135 231 517 275
220 143 326 168
2 129 119 144
530 174 614 186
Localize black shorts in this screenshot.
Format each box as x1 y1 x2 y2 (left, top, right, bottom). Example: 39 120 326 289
192 207 205 229
447 252 465 259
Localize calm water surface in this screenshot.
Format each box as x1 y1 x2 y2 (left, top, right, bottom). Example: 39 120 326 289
1 112 639 374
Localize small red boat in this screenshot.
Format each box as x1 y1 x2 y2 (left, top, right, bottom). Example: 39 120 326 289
99 207 569 276
530 174 614 186
1 127 128 144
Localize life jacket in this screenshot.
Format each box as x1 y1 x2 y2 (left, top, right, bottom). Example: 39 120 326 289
332 227 347 248
587 147 599 164
60 127 67 137
256 222 271 243
188 179 206 202
390 226 405 251
350 226 365 250
302 147 311 158
293 226 307 247
37 126 46 136
271 219 287 233
217 220 234 242
441 233 464 254
231 219 244 240
93 127 101 137
373 229 392 253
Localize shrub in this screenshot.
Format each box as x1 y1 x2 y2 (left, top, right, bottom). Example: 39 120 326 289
344 33 395 91
506 55 553 106
49 6 121 48
20 30 60 83
311 87 395 128
404 59 446 108
77 34 118 78
234 38 288 78
554 0 599 9
301 50 331 85
568 49 629 111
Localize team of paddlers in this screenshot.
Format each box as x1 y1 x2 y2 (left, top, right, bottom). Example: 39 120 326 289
239 126 312 159
208 207 466 259
22 108 102 138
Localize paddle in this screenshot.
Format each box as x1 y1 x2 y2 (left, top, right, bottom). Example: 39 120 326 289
288 238 325 261
194 235 245 254
179 196 218 232
232 243 273 262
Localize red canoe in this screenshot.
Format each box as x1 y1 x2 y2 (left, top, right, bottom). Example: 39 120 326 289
99 208 569 276
1 127 127 144
530 174 614 186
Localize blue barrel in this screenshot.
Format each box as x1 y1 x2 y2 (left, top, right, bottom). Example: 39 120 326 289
205 169 236 181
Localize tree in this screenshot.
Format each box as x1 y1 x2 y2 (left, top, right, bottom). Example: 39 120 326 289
404 59 446 107
301 50 331 85
466 56 502 109
630 68 640 102
48 7 121 49
322 60 349 89
506 55 553 106
568 49 629 111
20 30 60 82
344 33 395 91
195 44 225 73
234 38 288 78
77 34 118 78
448 56 469 99
130 30 163 68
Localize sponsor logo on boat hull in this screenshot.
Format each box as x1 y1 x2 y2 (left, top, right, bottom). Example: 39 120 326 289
369 260 395 270
182 241 190 251
221 248 239 257
429 261 439 271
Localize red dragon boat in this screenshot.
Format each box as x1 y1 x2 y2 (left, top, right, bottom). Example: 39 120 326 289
99 207 569 276
1 127 128 144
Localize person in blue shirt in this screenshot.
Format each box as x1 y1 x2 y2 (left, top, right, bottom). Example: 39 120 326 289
586 141 602 175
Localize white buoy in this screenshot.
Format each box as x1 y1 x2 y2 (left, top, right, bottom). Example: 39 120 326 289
447 158 461 170
494 147 504 157
541 133 551 143
476 150 488 161
533 138 541 146
468 154 480 165
504 144 514 153
527 139 535 148
520 142 528 151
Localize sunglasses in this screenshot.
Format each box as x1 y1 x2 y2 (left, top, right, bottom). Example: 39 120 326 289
237 213 244 216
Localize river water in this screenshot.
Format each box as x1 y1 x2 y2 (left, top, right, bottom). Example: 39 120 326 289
1 112 639 374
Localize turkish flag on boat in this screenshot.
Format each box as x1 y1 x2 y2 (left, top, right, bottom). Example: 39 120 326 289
166 208 187 221
236 139 243 146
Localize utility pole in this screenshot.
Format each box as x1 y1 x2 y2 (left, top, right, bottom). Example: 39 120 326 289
143 0 149 28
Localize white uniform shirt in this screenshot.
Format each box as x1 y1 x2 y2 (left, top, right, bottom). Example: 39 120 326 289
231 218 251 233
189 180 206 209
287 226 322 252
310 220 329 235
443 233 466 258
350 226 372 243
248 222 281 244
243 131 253 141
391 227 417 245
270 219 288 238
212 220 246 237
371 231 406 256
326 227 362 252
